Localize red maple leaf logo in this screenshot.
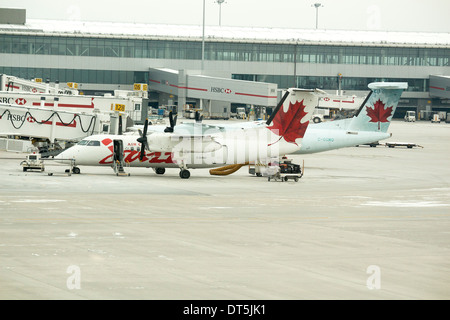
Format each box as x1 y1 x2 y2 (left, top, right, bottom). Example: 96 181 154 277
366 99 393 129
267 100 309 146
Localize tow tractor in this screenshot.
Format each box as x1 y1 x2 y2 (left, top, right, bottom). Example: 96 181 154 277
249 157 303 182
404 111 416 122
21 153 44 172
268 157 303 182
20 152 76 175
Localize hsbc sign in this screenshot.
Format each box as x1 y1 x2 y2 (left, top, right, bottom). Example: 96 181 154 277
0 97 28 105
0 97 15 104
4 113 27 122
15 98 27 105
210 87 232 94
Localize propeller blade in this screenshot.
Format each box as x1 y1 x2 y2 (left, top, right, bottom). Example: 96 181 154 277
195 111 203 123
118 114 123 135
164 111 176 133
142 118 148 136
137 118 149 161
169 112 174 127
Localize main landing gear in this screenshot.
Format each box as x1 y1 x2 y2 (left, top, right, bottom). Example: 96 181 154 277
179 169 190 179
155 167 165 175
154 167 190 179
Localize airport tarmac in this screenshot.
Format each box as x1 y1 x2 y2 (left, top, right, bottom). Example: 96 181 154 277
0 120 449 300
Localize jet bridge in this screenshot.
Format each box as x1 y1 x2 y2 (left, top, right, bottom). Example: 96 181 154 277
148 68 278 119
430 75 450 99
0 102 119 155
0 74 78 95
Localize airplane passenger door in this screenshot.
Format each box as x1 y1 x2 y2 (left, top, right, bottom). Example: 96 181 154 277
113 139 124 163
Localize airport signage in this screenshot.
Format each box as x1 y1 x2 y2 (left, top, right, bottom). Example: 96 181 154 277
133 83 148 91
113 104 126 112
210 87 232 94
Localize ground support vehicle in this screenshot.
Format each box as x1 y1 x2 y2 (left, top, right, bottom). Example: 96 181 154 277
404 111 416 122
263 157 303 182
385 142 423 149
21 152 75 175
250 157 303 182
431 113 441 123
21 153 44 172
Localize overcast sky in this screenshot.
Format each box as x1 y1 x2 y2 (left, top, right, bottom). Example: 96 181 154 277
4 0 450 33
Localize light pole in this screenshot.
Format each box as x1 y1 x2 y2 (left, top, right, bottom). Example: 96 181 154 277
312 3 323 29
215 0 226 26
202 0 205 71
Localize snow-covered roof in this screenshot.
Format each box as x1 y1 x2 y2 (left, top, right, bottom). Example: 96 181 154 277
1 19 449 47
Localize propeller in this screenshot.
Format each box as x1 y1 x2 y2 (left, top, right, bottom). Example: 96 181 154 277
195 110 203 123
164 111 177 133
137 118 149 161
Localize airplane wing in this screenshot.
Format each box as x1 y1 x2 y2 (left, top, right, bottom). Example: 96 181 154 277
147 131 223 153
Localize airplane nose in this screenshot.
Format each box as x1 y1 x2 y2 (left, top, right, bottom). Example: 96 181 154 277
54 149 75 163
53 150 66 162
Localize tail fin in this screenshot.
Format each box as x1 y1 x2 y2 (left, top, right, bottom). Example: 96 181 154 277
266 88 320 147
348 82 408 132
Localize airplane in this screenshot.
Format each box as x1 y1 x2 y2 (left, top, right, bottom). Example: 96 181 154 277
295 82 408 154
55 88 322 178
137 82 407 155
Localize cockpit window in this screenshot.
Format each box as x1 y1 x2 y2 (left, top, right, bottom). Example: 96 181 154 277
87 140 100 146
77 140 89 146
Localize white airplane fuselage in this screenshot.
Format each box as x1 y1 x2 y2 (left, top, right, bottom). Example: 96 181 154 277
224 118 392 155
295 122 391 154
58 129 301 169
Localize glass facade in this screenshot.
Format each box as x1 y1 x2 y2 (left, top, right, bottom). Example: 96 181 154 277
1 34 449 66
233 75 429 92
0 66 148 86
0 33 448 91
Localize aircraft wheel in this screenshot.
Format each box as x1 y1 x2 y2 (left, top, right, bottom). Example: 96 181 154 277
179 169 190 179
72 167 81 174
155 167 165 175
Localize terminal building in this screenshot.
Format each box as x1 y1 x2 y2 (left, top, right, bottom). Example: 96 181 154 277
1 8 450 120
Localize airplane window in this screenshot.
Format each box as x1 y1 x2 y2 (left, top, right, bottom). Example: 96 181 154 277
77 140 89 146
87 140 100 146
